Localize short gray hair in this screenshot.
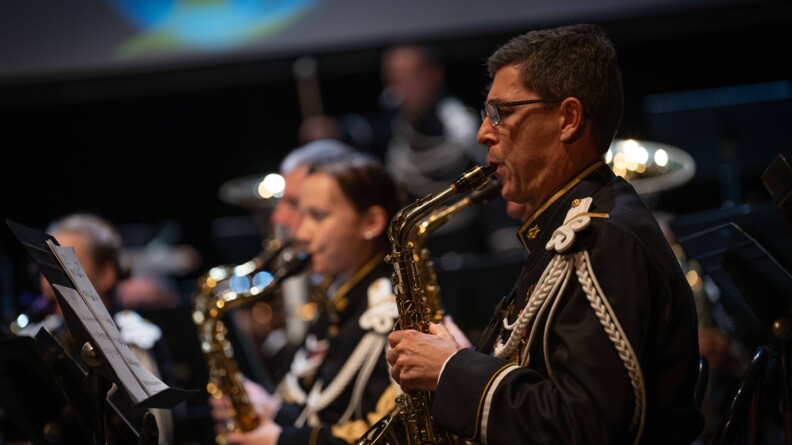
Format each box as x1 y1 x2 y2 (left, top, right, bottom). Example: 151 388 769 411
47 212 124 277
279 139 355 174
487 24 623 153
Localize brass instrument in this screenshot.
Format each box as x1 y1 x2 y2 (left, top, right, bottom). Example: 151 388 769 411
192 238 309 441
411 179 502 324
605 138 696 199
356 164 496 445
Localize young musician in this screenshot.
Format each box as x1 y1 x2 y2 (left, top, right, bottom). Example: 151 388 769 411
215 152 406 445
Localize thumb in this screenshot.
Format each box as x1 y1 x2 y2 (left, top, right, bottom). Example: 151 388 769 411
427 322 452 339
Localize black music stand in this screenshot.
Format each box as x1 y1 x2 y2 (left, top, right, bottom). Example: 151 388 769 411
0 334 93 444
679 222 792 444
0 329 144 444
7 219 198 445
677 214 781 352
670 201 792 273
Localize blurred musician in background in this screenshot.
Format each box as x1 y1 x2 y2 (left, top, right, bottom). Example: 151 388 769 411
377 43 521 256
271 139 356 239
375 44 485 199
299 43 520 258
232 138 355 383
16 212 174 444
213 152 405 445
386 24 704 444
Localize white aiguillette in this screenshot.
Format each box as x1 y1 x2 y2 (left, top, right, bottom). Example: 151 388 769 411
7 219 198 410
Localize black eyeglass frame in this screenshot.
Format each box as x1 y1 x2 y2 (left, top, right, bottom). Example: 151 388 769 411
480 99 563 126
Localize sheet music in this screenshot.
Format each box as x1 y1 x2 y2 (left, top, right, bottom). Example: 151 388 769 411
6 219 196 409
49 242 169 404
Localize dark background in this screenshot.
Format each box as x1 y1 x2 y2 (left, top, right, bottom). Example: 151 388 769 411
1 0 791 315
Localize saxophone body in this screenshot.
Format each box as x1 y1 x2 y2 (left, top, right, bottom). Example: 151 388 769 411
356 164 495 445
192 238 309 441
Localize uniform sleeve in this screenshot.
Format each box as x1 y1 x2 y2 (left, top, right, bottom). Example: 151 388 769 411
432 227 654 444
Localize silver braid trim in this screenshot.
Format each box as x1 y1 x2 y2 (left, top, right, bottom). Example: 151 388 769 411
295 333 385 427
574 250 646 444
494 196 646 443
493 255 569 360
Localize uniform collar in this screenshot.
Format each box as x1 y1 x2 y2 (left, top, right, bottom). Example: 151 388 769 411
517 161 613 254
327 251 387 313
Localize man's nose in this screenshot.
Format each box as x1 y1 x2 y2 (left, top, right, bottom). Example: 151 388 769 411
477 119 495 147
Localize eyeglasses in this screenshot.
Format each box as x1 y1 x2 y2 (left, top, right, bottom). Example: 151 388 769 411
480 99 563 127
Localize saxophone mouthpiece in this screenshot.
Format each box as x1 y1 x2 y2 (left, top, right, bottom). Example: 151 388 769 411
454 164 497 193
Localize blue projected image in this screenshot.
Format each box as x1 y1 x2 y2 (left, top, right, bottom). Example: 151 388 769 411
107 0 317 58
0 0 782 85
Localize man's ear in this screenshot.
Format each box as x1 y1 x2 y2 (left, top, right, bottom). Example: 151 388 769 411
559 97 586 143
361 205 389 240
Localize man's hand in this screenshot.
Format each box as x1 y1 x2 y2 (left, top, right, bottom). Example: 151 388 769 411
387 323 461 391
243 379 280 419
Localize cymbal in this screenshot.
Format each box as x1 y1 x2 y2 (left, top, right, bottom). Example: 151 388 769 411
219 173 284 209
606 139 696 196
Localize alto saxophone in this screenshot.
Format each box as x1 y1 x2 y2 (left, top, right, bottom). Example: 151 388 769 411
192 238 309 442
411 179 502 324
356 164 496 445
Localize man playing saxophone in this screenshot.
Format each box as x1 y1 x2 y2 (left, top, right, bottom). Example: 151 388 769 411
214 152 408 445
387 24 704 444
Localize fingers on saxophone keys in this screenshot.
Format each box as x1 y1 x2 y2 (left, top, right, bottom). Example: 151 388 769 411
386 343 397 365
387 330 402 348
209 395 233 422
390 363 402 384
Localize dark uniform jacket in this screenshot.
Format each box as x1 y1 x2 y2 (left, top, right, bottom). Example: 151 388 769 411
275 256 397 445
433 162 704 444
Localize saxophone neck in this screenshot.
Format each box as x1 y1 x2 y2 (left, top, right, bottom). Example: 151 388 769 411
389 165 496 248
193 245 310 318
222 248 310 313
414 176 503 242
248 237 288 271
413 198 470 245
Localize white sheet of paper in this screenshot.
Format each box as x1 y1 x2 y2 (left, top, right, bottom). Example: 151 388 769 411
49 242 169 404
